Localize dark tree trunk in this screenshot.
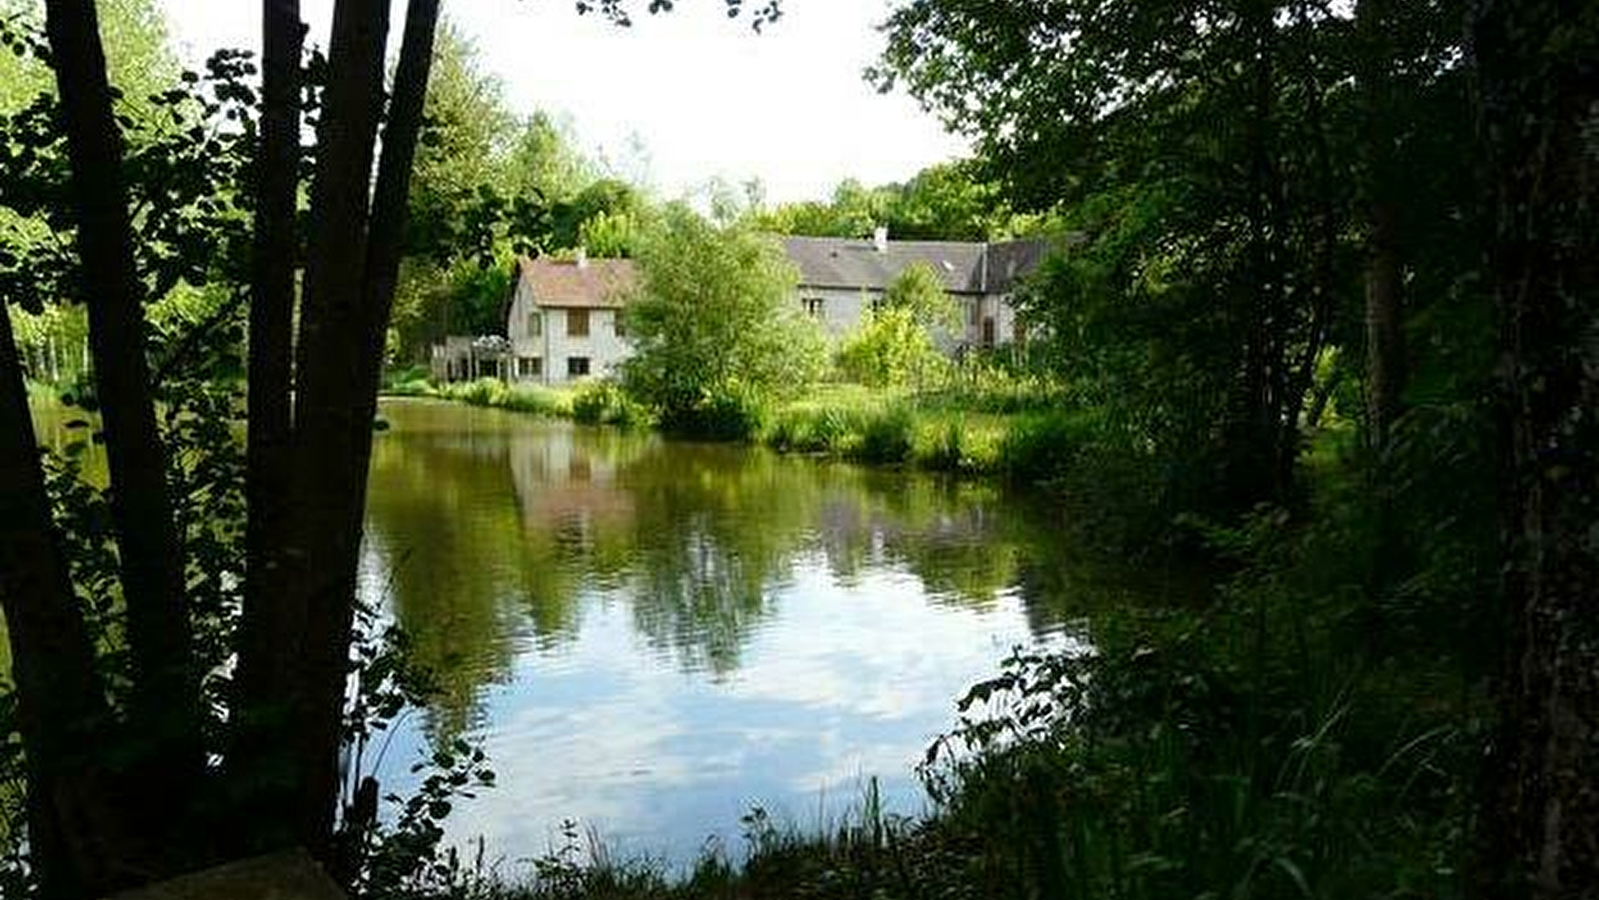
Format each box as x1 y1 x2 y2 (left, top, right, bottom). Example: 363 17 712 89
281 0 392 853
296 0 444 856
1357 0 1406 451
0 311 121 900
42 0 203 841
232 0 306 852
1471 0 1599 895
1363 201 1404 448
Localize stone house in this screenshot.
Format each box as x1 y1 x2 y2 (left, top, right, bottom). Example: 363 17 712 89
782 229 1049 353
501 252 639 386
430 231 1049 385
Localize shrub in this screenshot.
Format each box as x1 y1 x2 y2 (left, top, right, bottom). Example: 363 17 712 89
660 387 770 441
852 404 915 464
572 380 650 429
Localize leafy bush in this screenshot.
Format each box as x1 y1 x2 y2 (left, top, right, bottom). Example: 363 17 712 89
571 380 649 429
660 386 770 441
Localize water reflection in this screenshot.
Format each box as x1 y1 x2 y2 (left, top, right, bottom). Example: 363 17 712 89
358 400 1107 862
365 405 1057 721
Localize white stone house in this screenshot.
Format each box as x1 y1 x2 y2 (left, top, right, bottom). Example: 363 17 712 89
502 253 639 386
431 231 1049 385
781 229 1049 354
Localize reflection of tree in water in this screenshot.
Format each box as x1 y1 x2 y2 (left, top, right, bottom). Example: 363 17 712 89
617 446 819 676
364 401 1096 733
364 428 534 741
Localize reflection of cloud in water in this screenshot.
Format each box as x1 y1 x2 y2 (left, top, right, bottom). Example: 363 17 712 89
418 558 1075 867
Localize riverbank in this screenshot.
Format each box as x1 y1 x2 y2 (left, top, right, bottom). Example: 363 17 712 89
382 376 1088 482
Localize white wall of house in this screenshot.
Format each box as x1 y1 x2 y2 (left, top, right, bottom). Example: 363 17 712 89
506 289 632 386
794 285 1022 352
542 307 632 385
501 275 1024 388
794 286 877 339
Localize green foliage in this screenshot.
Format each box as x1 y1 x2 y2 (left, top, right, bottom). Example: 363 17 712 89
837 306 940 389
570 379 649 429
836 263 958 389
621 205 825 436
390 254 516 364
852 403 915 465
874 0 1473 516
748 160 1025 242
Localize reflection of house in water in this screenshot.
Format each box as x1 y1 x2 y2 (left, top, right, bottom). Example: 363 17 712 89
505 427 637 551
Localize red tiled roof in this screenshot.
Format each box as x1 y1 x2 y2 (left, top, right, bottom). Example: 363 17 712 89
519 256 637 309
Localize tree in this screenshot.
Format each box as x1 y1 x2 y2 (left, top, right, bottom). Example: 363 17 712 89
747 161 1017 242
623 204 825 434
0 1 782 896
1469 0 1598 893
875 0 1470 511
837 261 957 388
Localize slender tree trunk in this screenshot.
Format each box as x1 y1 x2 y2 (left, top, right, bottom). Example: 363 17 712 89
1471 0 1599 895
281 0 392 853
232 0 305 852
42 0 203 841
0 311 121 900
297 0 443 856
1357 0 1405 451
1364 202 1404 446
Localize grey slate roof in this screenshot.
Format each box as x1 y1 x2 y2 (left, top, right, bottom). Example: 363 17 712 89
780 235 1050 295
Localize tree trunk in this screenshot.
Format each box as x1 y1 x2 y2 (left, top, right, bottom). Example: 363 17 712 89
1357 0 1406 451
280 0 392 853
1472 0 1599 895
232 0 306 852
42 0 204 849
0 308 122 900
293 0 444 856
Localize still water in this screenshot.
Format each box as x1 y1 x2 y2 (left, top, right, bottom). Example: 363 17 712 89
360 399 1131 866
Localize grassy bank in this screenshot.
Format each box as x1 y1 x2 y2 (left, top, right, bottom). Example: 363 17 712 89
387 374 1093 484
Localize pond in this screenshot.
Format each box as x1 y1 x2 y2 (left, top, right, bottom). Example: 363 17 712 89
362 399 1145 867
12 397 1150 867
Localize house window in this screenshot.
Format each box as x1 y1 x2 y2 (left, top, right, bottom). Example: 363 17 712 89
567 308 589 337
567 356 591 378
526 313 542 337
981 317 996 348
803 297 825 318
518 356 542 378
968 300 982 327
613 312 627 337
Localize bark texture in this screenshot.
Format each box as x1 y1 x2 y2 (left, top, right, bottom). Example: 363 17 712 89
0 307 118 900
1356 0 1407 450
1472 0 1599 895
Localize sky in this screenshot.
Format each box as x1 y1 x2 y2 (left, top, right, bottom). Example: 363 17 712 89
157 0 970 204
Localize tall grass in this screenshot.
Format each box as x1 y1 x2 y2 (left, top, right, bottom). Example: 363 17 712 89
429 379 575 418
